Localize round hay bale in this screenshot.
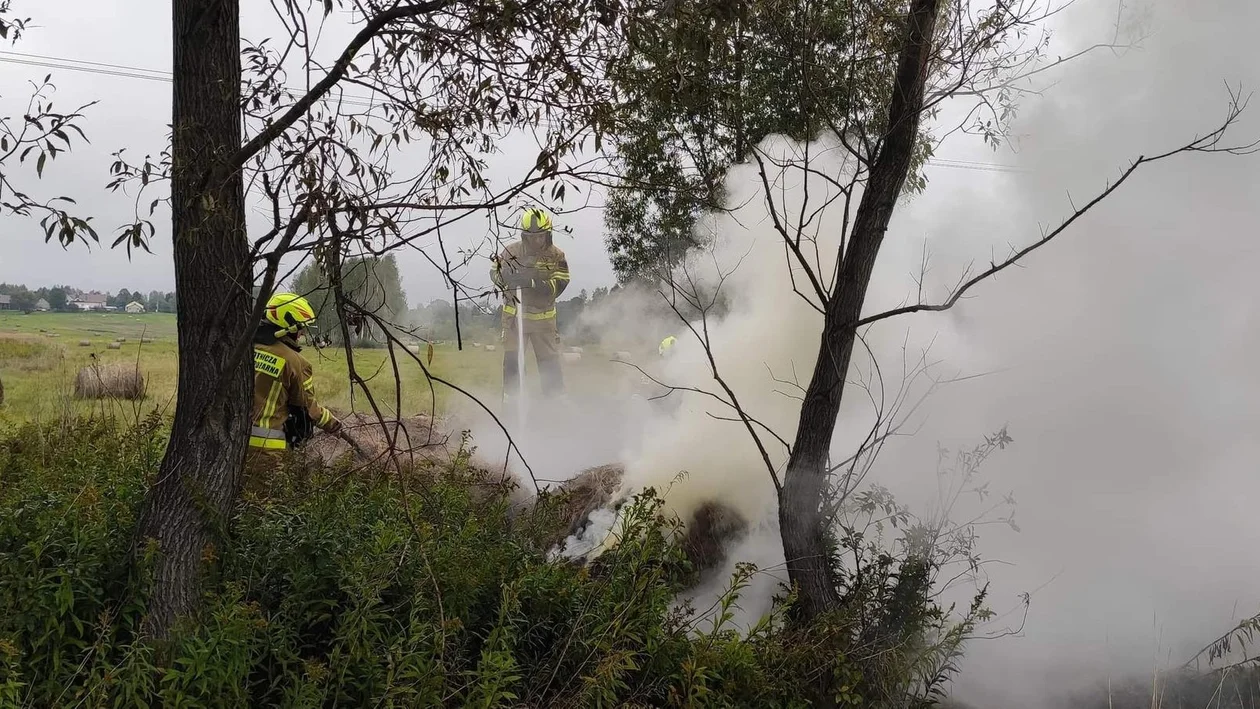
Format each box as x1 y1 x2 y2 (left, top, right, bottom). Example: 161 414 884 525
471 342 482 348
555 464 624 542
562 352 582 362
566 346 584 355
74 363 146 401
681 501 749 578
485 345 497 352
78 340 92 347
141 338 154 344
107 342 122 351
115 337 127 343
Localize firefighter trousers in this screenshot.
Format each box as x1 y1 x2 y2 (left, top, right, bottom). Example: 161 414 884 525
502 316 564 396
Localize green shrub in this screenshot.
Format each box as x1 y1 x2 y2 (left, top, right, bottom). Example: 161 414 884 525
0 416 982 707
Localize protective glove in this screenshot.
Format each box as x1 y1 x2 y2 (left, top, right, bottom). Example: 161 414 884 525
324 416 344 435
501 271 530 289
504 269 545 290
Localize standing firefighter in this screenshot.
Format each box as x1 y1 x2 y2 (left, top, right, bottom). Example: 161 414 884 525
247 293 343 469
491 207 571 398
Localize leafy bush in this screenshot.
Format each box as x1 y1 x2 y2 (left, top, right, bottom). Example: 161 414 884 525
0 416 986 707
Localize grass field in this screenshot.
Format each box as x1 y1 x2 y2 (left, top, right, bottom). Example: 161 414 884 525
0 311 633 422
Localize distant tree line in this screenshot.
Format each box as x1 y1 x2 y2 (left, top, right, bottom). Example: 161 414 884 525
0 283 177 312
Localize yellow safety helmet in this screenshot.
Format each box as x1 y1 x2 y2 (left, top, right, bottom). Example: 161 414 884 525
521 207 553 233
659 335 677 357
265 292 317 336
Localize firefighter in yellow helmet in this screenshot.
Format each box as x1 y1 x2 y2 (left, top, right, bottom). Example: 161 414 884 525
247 293 343 467
490 207 571 397
658 335 677 358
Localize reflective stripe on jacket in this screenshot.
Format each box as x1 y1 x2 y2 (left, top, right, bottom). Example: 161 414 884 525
250 338 335 450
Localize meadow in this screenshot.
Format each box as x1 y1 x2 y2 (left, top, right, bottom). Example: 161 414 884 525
0 311 634 422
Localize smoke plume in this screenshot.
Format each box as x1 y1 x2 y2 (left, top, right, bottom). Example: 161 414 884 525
454 1 1260 705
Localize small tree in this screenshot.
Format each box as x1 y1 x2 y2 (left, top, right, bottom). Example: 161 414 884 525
9 289 35 312
46 287 67 311
74 0 636 639
292 254 408 345
604 0 922 284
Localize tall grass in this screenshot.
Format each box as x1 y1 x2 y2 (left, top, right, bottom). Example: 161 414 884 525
0 415 1043 707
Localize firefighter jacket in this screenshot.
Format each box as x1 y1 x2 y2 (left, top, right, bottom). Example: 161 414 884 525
490 238 570 328
250 328 337 451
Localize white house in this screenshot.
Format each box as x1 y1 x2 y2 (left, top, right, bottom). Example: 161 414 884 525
71 293 109 311
125 301 146 314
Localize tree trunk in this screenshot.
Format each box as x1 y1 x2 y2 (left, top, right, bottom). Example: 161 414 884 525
135 0 251 640
779 0 941 624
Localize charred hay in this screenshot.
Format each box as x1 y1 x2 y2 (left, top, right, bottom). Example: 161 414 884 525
301 412 532 506
304 413 747 579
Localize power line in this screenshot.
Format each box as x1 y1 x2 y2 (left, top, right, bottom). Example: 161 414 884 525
928 157 1027 174
0 54 169 83
0 50 167 78
0 48 1033 174
0 50 382 109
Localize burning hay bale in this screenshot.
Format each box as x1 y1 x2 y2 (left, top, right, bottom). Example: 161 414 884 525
550 474 749 584
300 412 533 508
74 363 147 401
681 501 749 578
553 464 624 541
303 412 478 470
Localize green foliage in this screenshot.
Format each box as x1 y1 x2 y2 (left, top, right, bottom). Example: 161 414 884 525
606 0 922 283
290 255 408 345
0 416 992 706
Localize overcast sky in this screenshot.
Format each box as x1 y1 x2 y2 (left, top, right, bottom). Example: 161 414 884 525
0 0 618 304
0 0 1029 306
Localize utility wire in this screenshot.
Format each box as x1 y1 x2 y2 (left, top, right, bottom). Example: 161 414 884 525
0 49 1032 174
0 50 382 110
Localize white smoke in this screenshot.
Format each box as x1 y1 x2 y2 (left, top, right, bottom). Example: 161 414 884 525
552 505 622 560
449 2 1260 704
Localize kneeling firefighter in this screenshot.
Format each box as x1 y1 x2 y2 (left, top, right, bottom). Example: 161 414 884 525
247 293 344 467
